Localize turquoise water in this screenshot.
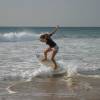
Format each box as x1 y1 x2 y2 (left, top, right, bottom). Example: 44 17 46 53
0 27 100 42
0 27 100 80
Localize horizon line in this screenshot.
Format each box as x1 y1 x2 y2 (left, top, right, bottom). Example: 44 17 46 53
0 26 100 28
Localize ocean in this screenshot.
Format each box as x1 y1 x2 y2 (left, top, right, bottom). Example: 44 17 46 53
0 27 100 100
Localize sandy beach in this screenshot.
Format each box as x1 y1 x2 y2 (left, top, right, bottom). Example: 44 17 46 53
0 75 100 100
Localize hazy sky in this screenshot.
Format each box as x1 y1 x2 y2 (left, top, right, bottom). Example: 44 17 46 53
0 0 99 27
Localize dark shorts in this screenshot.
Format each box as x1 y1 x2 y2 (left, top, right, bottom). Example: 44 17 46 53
52 45 59 53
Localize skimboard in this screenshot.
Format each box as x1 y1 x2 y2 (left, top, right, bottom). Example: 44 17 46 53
36 54 67 76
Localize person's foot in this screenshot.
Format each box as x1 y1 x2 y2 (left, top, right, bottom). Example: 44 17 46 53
54 65 58 70
41 58 47 62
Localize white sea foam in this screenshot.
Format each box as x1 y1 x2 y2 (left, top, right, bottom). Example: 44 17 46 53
0 31 100 81
0 32 39 42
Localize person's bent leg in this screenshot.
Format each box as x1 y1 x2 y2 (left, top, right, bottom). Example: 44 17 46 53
42 47 51 61
51 48 58 69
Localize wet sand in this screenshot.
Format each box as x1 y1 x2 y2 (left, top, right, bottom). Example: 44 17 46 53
0 76 100 100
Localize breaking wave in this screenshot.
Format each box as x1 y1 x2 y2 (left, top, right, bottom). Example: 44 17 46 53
0 32 39 42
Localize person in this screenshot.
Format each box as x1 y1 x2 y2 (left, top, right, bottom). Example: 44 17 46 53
39 25 59 69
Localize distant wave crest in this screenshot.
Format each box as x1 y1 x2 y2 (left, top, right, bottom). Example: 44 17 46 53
0 32 39 42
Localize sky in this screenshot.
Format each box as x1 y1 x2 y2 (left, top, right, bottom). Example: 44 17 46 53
0 0 99 27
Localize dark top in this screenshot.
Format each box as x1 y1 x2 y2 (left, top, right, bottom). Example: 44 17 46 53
46 37 56 47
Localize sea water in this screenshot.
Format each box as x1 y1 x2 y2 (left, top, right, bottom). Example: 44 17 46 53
0 27 100 97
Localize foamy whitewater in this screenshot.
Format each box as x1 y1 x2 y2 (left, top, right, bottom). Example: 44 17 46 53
0 27 100 81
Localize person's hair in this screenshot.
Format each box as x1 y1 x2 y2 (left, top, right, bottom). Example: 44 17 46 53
40 34 49 39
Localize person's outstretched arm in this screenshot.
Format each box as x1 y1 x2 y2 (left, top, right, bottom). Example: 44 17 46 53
49 25 59 36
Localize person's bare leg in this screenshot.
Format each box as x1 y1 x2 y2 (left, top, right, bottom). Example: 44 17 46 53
51 49 58 69
42 47 51 61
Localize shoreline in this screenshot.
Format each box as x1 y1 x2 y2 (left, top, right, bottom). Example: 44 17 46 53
0 75 100 100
